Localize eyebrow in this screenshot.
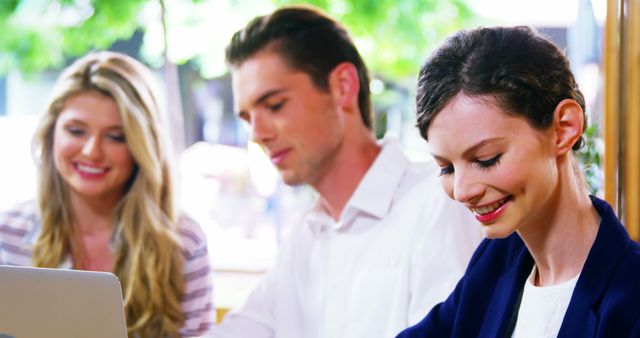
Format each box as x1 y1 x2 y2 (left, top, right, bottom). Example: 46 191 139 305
462 138 505 158
237 88 287 117
431 137 506 161
60 118 87 126
61 118 124 131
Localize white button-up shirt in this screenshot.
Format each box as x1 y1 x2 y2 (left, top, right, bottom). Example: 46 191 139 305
208 138 482 338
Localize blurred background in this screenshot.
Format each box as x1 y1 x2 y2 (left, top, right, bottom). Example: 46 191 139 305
1 0 631 314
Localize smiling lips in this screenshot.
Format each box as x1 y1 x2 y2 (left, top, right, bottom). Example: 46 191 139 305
74 163 110 179
470 196 511 223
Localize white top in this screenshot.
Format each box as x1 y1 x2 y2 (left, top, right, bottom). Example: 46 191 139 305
207 138 483 338
511 266 580 338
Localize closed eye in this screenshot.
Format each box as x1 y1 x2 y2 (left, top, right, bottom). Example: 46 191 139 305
266 99 286 112
106 133 126 143
439 164 454 176
65 126 85 136
475 153 503 170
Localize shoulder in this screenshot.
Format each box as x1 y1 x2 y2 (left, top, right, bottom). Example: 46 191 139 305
399 160 477 227
400 159 472 214
401 159 440 191
176 215 211 281
592 206 640 306
0 199 40 238
176 215 208 250
375 140 451 209
621 239 640 265
394 159 449 207
604 240 640 297
0 199 39 264
390 160 483 249
591 241 640 333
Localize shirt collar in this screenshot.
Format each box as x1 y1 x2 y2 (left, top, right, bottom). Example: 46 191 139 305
346 137 409 219
306 137 409 233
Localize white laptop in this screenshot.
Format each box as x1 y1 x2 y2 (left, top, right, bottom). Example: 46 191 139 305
0 265 128 338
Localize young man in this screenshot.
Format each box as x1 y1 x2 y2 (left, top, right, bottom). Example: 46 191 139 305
209 6 482 338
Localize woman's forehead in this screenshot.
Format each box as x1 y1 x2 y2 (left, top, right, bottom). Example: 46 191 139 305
427 94 536 153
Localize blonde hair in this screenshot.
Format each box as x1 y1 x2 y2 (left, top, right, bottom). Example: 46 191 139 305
32 51 185 338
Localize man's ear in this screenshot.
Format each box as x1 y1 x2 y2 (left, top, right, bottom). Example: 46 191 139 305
553 98 585 156
328 62 360 111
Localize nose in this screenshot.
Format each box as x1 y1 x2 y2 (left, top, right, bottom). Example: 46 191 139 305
249 112 276 145
82 135 104 160
452 167 484 204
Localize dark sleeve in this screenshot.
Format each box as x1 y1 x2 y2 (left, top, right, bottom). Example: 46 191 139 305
631 321 640 338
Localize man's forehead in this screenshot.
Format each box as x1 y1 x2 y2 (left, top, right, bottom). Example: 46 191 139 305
231 68 282 109
231 53 307 109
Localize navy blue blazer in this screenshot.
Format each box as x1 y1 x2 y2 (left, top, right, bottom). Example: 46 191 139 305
397 197 640 338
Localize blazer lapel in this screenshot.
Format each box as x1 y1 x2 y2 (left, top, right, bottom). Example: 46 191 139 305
558 197 631 337
479 245 534 338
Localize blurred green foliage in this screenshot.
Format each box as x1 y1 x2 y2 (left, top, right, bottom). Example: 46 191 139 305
275 0 473 78
0 0 474 79
0 0 145 75
0 0 604 190
578 124 603 194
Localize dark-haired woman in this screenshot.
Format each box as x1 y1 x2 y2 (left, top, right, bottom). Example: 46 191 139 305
398 26 640 337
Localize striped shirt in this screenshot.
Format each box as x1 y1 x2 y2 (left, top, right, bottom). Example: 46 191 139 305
0 200 215 337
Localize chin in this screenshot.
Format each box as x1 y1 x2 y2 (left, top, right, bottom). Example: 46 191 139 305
281 172 305 186
481 224 517 240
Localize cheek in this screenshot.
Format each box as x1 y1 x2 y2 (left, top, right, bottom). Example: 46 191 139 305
112 148 136 181
503 149 555 193
491 156 538 195
487 166 527 196
109 146 135 170
495 168 520 188
532 157 559 189
52 131 79 165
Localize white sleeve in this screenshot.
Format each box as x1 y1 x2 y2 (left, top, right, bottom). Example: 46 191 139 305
407 184 483 326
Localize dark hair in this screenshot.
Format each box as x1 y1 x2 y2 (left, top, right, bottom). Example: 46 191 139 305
416 26 587 150
226 5 373 129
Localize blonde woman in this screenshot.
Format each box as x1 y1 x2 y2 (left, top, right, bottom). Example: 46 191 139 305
0 52 214 337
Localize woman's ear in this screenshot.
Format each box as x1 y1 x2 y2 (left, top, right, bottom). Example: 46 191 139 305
328 62 360 112
553 99 585 156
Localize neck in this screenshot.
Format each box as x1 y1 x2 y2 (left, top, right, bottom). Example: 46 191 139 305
68 192 119 235
518 156 600 286
67 192 120 272
313 128 380 220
